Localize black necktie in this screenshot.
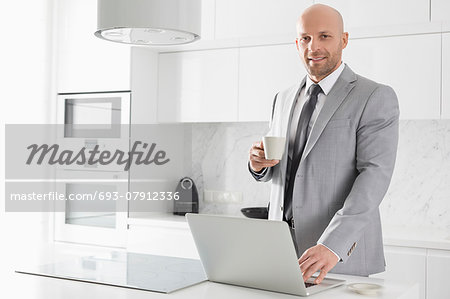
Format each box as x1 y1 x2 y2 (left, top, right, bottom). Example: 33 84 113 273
284 83 322 222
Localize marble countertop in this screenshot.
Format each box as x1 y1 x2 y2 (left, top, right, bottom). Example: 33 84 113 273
382 225 450 250
9 271 419 299
8 242 418 299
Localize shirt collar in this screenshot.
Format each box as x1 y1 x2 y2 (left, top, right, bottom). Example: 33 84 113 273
305 62 346 96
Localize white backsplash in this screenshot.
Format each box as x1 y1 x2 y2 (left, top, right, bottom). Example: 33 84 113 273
382 120 450 231
190 122 271 216
189 120 450 233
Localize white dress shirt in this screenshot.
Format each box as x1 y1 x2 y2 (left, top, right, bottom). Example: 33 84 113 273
289 62 346 262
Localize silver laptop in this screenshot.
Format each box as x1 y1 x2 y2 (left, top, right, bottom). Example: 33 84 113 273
186 213 345 296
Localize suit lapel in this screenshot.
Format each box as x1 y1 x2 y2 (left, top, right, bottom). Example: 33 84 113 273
300 66 357 163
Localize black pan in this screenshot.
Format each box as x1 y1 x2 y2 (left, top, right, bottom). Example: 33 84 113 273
240 207 268 219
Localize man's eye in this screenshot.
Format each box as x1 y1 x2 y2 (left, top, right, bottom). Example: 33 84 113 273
302 37 310 41
321 35 329 38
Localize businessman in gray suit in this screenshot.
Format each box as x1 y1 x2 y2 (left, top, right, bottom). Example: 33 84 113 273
248 4 399 284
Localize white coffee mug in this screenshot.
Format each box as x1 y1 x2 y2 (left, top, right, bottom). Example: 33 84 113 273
262 136 286 160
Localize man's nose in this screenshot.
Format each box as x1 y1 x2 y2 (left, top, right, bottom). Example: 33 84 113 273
309 38 321 52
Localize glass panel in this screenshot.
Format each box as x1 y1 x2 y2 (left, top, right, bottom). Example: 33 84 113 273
72 102 113 127
17 252 207 293
65 183 116 228
64 97 122 138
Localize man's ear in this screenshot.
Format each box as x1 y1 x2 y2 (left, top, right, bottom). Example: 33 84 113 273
342 32 349 49
295 38 300 51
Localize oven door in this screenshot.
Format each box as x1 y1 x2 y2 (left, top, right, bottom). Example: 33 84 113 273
54 169 128 247
57 91 130 138
56 91 130 172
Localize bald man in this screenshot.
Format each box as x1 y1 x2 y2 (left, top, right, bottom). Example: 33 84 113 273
249 4 399 284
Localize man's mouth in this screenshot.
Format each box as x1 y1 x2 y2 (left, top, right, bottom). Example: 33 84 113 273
308 57 326 62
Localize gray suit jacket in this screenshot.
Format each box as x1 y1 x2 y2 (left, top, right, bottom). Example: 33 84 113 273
252 65 399 276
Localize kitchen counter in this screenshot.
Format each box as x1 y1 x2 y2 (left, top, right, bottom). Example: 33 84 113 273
128 212 189 229
10 268 419 299
382 225 450 250
6 242 419 299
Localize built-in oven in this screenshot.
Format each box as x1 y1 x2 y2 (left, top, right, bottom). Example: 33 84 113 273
55 91 131 247
54 169 128 247
57 91 130 171
58 91 130 138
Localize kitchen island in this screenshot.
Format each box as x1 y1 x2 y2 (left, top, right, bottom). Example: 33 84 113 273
10 270 419 299
6 242 418 299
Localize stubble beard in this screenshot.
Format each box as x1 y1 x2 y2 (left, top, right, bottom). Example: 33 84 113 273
306 55 339 78
304 42 343 80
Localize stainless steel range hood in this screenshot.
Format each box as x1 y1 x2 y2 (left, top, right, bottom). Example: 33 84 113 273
95 0 201 46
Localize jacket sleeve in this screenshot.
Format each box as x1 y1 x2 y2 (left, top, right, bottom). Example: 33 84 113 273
317 85 400 263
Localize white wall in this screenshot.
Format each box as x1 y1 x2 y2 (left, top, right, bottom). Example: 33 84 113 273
0 0 54 280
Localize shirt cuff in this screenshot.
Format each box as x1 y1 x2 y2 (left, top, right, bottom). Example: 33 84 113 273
319 243 342 263
248 162 268 180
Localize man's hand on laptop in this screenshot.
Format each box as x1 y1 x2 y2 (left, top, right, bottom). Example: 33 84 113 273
298 244 339 284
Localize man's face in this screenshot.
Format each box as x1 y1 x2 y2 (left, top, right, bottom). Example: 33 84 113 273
296 15 348 82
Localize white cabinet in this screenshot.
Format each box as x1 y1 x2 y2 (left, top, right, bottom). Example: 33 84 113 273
215 0 313 40
199 0 216 41
371 246 427 299
427 249 450 299
343 34 441 119
158 32 443 122
129 47 159 124
431 0 450 22
442 33 450 119
157 44 305 122
316 0 429 29
238 44 305 121
371 245 450 299
157 49 239 122
56 0 131 93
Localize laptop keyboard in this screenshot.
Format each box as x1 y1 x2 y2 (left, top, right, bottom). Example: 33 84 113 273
305 282 317 288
